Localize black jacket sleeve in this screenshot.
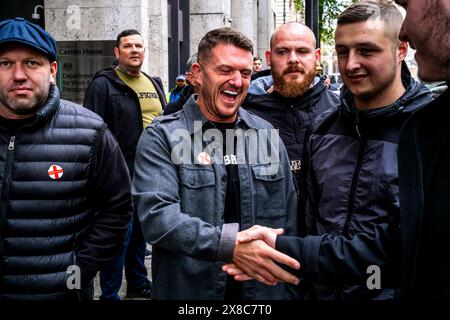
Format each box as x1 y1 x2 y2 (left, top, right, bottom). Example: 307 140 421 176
83 80 109 120
75 128 132 279
276 226 400 288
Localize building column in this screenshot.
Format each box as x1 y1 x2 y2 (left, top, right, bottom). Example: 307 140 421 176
257 0 274 67
230 0 257 52
189 0 231 55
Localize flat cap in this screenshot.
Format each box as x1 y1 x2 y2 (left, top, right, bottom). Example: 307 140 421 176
176 74 186 81
0 17 57 61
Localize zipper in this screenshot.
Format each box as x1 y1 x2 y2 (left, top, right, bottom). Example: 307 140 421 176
1 135 15 221
343 139 367 237
336 137 366 299
354 110 362 138
8 135 15 150
0 135 16 287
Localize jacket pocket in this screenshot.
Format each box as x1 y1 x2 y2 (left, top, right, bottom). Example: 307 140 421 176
178 165 217 223
251 163 286 225
179 165 215 188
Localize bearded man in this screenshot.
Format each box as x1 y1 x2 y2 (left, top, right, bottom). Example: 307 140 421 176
243 22 339 191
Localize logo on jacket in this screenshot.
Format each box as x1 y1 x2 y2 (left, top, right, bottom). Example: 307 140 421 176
48 164 64 180
197 152 212 165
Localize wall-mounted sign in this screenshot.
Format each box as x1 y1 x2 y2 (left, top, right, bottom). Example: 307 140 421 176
56 40 115 104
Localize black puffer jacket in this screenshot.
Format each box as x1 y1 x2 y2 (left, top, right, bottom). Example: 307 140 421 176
281 65 433 300
0 85 131 300
83 67 166 176
243 78 339 189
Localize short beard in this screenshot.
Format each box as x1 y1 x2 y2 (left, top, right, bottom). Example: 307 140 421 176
272 66 316 98
431 1 450 73
0 88 48 118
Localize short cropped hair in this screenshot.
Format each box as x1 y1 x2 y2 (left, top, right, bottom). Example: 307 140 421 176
337 0 404 45
197 28 253 63
116 29 142 47
186 53 198 72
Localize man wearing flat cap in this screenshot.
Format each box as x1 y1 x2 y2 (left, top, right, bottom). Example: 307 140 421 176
0 17 132 300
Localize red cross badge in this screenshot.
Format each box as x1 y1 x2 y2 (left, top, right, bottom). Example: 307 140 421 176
48 164 64 180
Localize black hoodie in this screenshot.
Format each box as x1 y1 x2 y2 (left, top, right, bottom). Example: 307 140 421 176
83 67 166 176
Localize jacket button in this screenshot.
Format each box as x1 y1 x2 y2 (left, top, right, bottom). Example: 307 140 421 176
221 175 226 182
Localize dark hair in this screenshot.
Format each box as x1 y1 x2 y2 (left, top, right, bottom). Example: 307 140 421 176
197 28 253 63
338 0 403 45
116 29 142 47
253 56 262 62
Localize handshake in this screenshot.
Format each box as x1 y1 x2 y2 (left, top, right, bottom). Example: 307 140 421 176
222 225 301 286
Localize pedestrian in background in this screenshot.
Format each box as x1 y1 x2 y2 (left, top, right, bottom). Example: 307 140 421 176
163 53 197 115
84 28 166 300
167 74 187 102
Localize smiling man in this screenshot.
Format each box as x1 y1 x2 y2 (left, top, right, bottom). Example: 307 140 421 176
224 0 433 300
132 28 299 300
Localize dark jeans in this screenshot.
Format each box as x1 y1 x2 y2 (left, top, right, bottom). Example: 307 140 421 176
99 210 150 300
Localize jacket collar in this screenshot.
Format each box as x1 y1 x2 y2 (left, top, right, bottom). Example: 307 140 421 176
183 94 259 135
33 84 60 125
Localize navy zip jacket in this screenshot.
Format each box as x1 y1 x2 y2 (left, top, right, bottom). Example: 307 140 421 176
0 85 131 299
276 65 432 300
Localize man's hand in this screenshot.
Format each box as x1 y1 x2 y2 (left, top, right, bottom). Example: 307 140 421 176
225 226 301 286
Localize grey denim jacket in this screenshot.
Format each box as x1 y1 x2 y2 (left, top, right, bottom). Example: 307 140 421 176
132 96 298 300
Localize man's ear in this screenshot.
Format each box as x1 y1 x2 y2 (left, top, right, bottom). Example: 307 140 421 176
49 61 58 84
397 41 408 62
314 48 321 63
190 62 202 87
264 49 271 67
114 47 120 59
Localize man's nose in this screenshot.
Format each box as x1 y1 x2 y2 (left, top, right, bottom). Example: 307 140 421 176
13 64 27 81
229 71 243 87
346 51 361 72
288 51 299 64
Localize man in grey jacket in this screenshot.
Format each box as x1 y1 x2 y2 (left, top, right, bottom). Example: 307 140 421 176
132 27 299 300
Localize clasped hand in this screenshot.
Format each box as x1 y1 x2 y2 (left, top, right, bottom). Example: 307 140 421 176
222 225 300 286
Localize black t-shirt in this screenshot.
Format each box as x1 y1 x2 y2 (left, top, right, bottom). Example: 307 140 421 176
213 121 243 300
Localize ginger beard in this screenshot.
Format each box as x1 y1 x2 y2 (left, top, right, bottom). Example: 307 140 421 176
272 64 316 98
